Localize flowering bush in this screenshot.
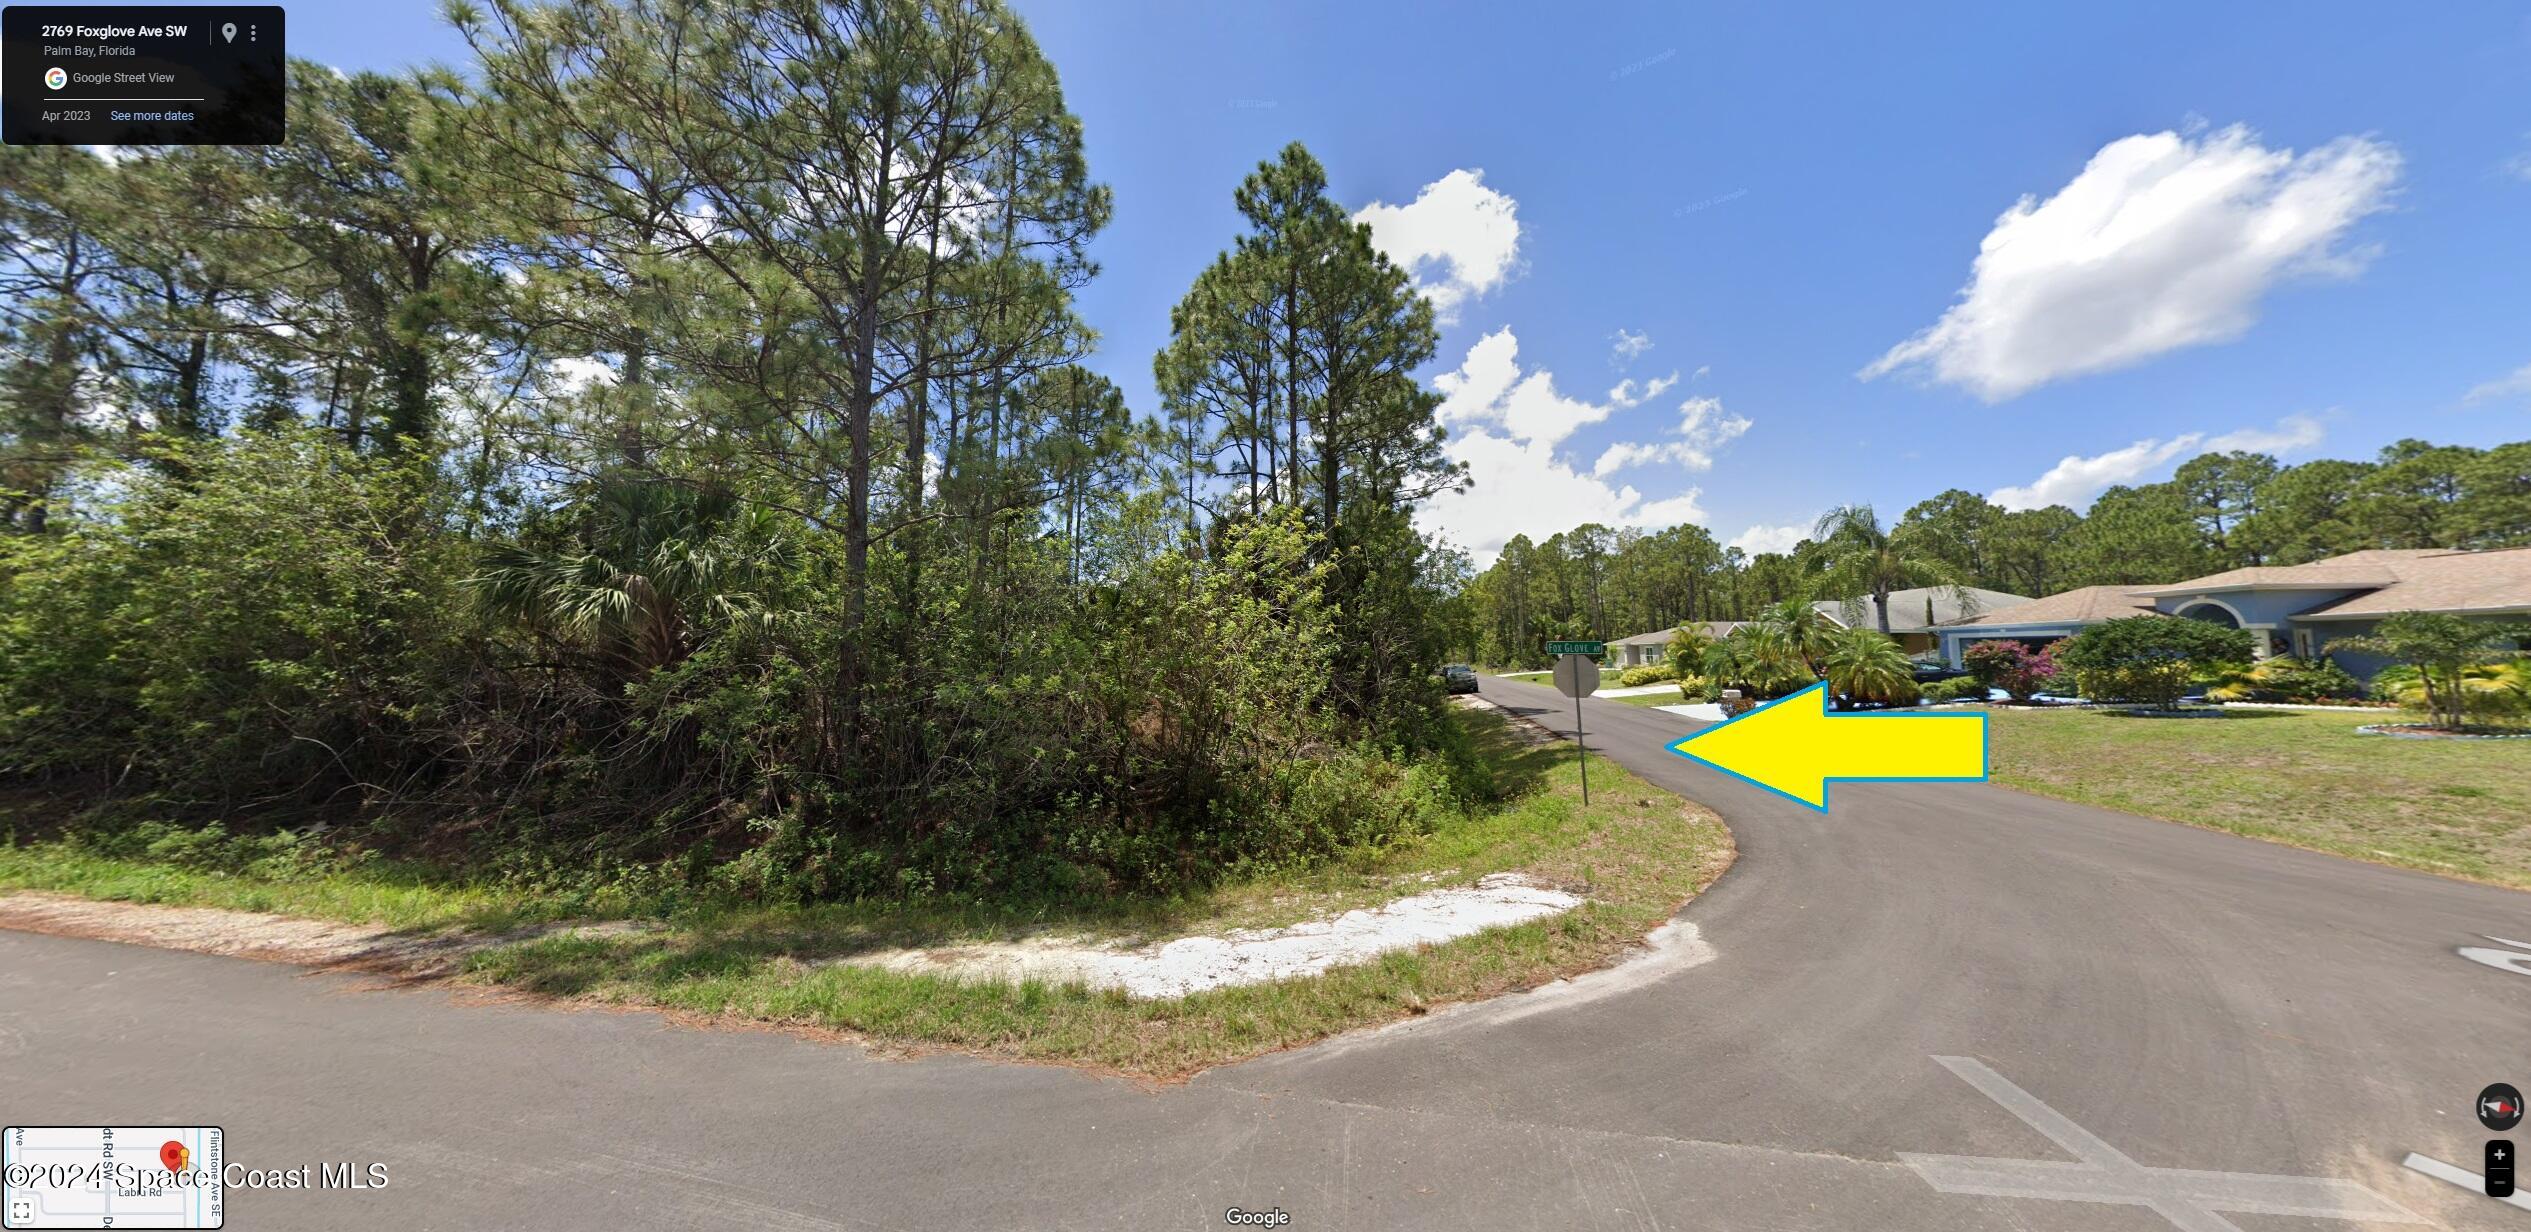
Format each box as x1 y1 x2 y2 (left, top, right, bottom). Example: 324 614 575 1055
1962 640 2060 702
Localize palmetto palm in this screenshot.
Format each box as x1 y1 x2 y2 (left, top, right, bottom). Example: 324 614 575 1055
470 479 789 677
1823 627 1918 706
1811 504 1961 636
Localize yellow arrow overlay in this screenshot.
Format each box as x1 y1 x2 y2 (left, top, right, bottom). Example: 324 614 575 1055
1666 681 1988 811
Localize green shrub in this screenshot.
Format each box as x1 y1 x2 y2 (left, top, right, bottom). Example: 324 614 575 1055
1921 676 1989 703
1617 664 1675 687
2057 617 2253 709
2202 657 2366 703
0 430 469 798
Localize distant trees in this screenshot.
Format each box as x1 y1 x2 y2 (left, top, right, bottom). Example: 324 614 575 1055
1460 435 2529 670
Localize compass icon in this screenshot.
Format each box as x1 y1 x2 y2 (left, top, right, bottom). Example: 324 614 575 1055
2481 1082 2524 1132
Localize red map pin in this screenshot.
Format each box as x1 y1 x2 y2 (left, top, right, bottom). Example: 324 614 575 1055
160 1140 189 1172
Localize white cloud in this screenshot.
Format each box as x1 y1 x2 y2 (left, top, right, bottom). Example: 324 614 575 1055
1988 413 2327 511
1605 371 1678 408
1862 125 2401 401
1691 365 1711 380
1355 169 1521 322
2464 361 2531 405
1421 329 1736 562
1611 328 1654 365
1436 327 1613 448
1590 396 1751 477
1729 522 1812 555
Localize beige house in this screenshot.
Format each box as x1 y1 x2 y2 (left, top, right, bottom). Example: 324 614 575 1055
1935 548 2531 681
1609 586 2028 667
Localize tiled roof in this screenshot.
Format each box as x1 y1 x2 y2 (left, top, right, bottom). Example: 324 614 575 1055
1940 585 2158 628
1612 621 1746 645
1815 586 2031 633
2292 546 2531 619
2127 565 2398 595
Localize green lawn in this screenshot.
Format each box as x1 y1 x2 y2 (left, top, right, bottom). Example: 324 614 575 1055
1986 707 2531 888
0 707 1733 1076
1611 689 1691 708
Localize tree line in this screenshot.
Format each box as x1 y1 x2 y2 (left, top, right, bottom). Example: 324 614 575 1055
1463 438 2529 667
0 0 1472 900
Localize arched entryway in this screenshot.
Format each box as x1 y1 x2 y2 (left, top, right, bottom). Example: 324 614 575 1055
2175 600 2243 628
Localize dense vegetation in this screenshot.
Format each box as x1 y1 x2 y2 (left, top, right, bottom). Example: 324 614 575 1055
0 0 1476 902
1463 441 2530 667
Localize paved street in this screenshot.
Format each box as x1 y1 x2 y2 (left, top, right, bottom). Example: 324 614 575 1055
5 676 2526 1229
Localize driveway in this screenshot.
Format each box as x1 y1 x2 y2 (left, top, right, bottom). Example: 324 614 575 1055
2 675 2523 1229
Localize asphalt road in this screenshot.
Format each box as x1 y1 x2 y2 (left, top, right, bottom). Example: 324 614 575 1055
4 675 2527 1230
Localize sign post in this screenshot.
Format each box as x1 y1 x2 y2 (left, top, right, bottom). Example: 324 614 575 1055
1547 643 1604 805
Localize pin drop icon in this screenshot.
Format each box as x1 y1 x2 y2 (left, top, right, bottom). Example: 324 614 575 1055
222 22 237 43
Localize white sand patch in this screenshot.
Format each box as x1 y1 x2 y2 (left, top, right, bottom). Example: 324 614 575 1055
1657 701 1728 721
848 873 1584 999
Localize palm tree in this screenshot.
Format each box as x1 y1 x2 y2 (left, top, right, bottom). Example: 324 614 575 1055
1665 622 1716 676
1757 596 1840 678
1703 623 1807 699
1811 504 1963 636
1823 627 1919 708
470 479 790 679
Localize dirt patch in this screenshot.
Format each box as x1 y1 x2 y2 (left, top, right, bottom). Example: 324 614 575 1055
0 892 647 977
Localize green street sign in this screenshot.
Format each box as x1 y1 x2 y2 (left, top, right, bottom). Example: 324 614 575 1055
1545 640 1605 656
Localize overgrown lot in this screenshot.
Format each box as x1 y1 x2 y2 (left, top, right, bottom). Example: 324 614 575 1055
0 705 1732 1076
1987 706 2531 888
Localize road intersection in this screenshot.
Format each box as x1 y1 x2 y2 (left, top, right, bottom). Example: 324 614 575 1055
3 674 2523 1229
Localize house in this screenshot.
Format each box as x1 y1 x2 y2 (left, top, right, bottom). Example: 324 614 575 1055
1814 586 2030 655
1930 586 2161 666
1608 586 2027 667
1609 622 1743 668
1934 548 2531 681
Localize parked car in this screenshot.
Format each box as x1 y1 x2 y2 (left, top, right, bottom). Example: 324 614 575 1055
1911 661 1972 684
1442 664 1481 694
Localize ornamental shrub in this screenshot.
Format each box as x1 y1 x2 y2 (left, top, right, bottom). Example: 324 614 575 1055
1921 675 1989 703
2056 617 2253 709
2202 657 2366 703
1962 640 2059 702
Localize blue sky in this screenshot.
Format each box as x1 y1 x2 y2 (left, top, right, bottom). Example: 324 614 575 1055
282 1 2531 561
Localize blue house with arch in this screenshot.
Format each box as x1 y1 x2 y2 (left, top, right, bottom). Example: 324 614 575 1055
1935 547 2531 682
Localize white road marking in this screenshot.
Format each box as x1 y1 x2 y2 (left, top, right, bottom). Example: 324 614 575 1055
2458 935 2531 977
1900 1056 2425 1231
2401 1151 2531 1211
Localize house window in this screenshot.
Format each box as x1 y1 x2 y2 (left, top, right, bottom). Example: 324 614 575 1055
2294 628 2315 659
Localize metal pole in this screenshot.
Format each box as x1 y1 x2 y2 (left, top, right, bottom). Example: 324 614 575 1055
1574 689 1589 805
